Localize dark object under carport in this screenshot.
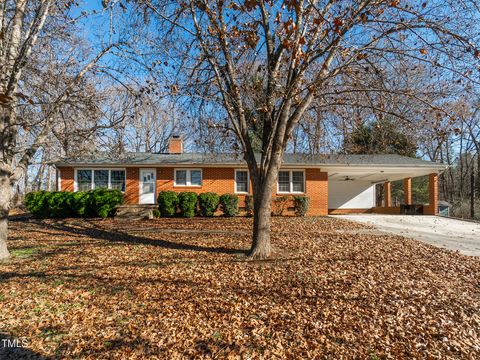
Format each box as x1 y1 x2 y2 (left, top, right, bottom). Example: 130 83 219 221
438 201 450 217
400 204 424 215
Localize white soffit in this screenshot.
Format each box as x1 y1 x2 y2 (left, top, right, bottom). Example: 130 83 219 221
326 166 442 183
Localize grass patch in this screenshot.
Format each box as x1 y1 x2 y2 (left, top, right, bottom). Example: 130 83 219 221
11 247 38 258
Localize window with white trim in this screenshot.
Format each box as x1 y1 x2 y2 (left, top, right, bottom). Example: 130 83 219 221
174 169 202 186
75 169 126 192
277 170 305 193
111 170 126 191
94 170 109 189
235 170 249 193
77 169 93 191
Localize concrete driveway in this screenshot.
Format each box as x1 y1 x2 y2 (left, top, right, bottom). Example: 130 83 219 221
333 214 480 257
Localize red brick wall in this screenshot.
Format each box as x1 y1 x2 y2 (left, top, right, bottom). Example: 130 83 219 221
384 181 392 207
56 166 329 216
329 208 372 215
125 167 140 204
424 173 438 215
168 139 183 154
372 206 401 215
403 177 412 205
306 168 328 215
57 167 74 192
156 167 234 195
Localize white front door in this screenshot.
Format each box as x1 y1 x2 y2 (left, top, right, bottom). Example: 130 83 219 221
139 169 156 204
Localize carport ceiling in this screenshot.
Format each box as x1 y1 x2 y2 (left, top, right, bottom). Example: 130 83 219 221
326 166 442 183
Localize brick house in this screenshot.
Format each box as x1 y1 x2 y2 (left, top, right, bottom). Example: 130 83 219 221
53 136 447 215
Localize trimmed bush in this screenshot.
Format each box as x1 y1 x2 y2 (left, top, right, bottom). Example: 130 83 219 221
87 189 124 218
219 194 239 217
25 189 123 218
46 191 75 218
245 195 254 217
25 191 51 218
294 195 310 216
157 191 179 217
198 192 220 217
152 209 161 218
178 192 198 218
70 191 90 217
272 196 290 216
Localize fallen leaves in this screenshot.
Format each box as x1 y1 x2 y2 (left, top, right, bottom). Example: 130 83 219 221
0 216 478 359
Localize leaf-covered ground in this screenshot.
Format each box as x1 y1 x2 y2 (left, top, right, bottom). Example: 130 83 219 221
0 216 479 359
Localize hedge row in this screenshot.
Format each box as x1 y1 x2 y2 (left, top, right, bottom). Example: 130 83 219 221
157 191 238 218
156 192 309 217
25 189 124 218
24 190 309 219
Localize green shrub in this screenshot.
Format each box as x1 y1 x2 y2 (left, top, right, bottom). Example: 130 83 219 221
25 189 123 219
198 192 219 217
219 194 238 217
245 195 254 217
87 189 124 218
178 192 197 217
152 209 161 218
272 196 290 216
97 207 110 219
294 195 310 216
157 191 179 217
47 191 74 218
25 191 50 218
70 191 90 217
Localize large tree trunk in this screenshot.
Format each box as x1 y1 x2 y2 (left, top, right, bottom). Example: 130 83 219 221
0 210 9 261
248 155 282 260
249 185 274 259
0 170 12 260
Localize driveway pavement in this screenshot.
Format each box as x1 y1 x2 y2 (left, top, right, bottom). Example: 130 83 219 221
333 214 480 257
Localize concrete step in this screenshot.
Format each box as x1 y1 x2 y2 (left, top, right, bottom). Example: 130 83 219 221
115 205 157 219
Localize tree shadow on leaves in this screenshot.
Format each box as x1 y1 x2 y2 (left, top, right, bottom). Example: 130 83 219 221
27 219 248 256
0 333 48 360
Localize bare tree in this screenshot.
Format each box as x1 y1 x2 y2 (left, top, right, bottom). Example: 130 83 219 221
139 0 479 258
0 1 130 260
100 85 182 154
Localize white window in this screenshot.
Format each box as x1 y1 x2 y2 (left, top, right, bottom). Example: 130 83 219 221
277 170 305 194
94 170 109 189
292 171 305 192
75 169 126 192
278 171 290 193
111 170 126 191
235 169 249 193
174 169 202 187
77 169 93 192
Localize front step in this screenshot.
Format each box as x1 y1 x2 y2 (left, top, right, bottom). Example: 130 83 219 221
115 205 157 220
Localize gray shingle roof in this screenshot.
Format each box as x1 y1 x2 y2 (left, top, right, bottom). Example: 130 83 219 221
53 152 446 169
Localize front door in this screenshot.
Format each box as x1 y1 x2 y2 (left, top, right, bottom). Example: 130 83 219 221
139 169 156 204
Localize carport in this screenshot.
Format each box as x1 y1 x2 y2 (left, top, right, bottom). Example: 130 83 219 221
325 159 447 215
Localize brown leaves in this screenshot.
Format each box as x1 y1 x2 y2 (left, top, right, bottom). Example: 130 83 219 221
0 94 13 108
0 217 479 358
333 17 343 33
243 0 257 12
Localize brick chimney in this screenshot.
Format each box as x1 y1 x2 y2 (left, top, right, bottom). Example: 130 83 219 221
168 135 183 154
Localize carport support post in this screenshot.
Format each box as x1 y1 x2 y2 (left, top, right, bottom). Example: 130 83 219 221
425 173 438 215
384 182 392 207
403 177 412 205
